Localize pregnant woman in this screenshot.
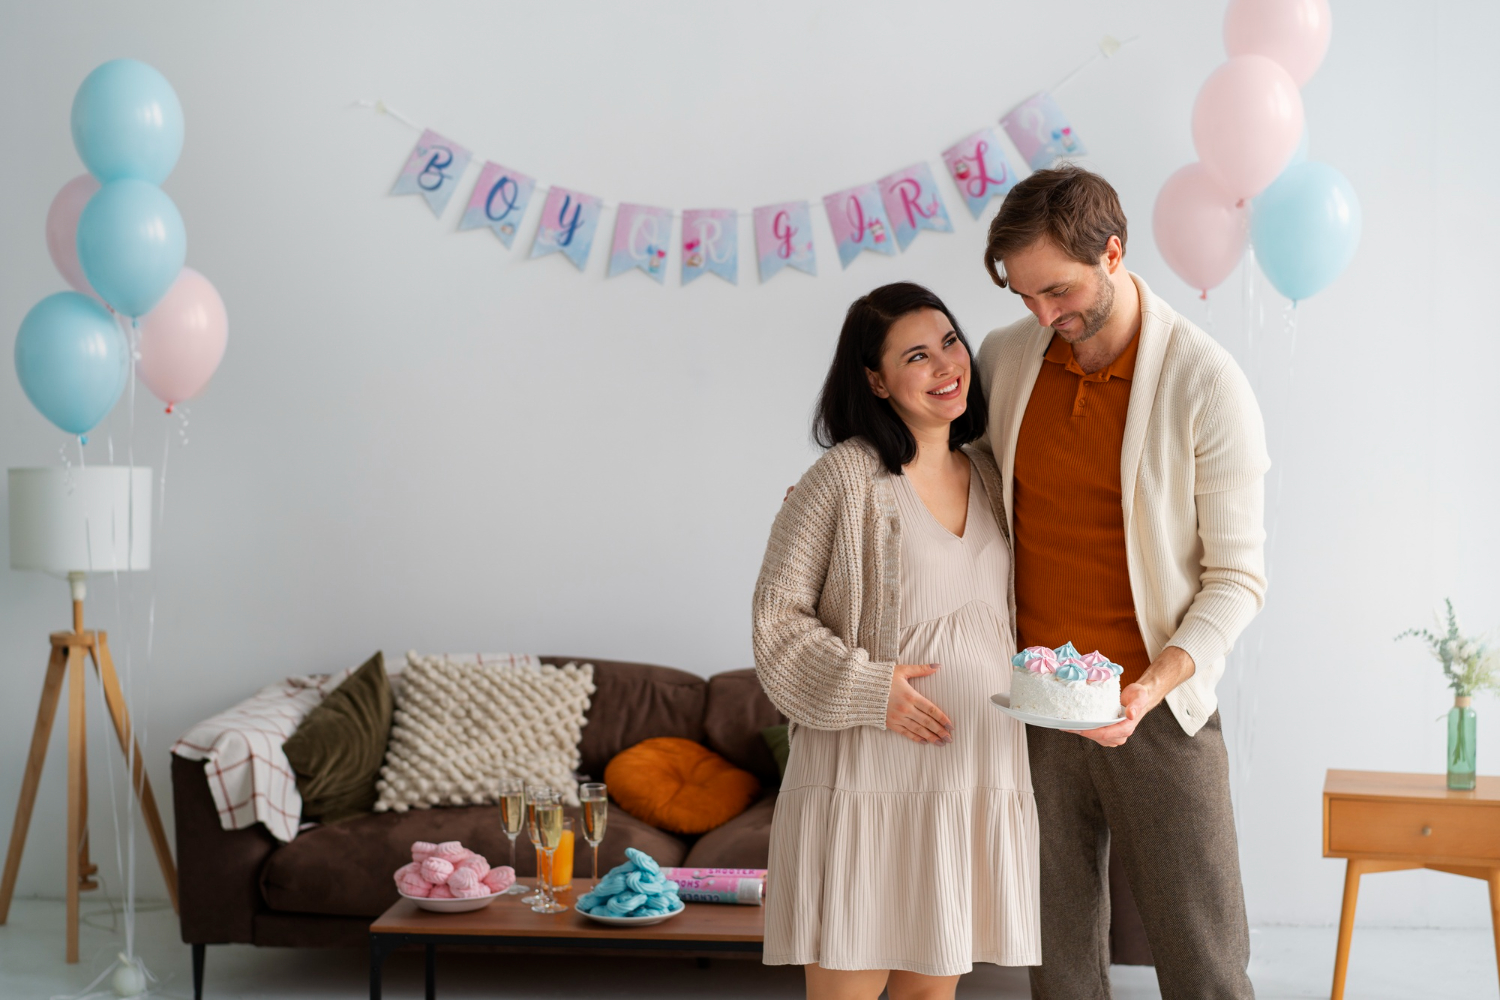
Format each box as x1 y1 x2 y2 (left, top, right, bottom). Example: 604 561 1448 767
753 282 1039 1000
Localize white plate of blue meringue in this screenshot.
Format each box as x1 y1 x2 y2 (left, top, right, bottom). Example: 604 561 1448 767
575 897 685 926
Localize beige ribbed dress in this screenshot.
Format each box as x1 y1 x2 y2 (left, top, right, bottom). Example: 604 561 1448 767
764 464 1040 975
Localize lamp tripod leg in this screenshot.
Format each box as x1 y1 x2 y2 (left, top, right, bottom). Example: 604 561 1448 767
79 704 97 893
66 646 87 963
0 646 70 926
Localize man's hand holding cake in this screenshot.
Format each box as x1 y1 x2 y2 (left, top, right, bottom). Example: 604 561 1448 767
1064 645 1198 749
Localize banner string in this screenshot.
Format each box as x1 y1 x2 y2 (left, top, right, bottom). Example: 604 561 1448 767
1048 34 1137 93
350 33 1136 220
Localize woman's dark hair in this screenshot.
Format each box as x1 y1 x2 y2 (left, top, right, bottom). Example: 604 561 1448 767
813 282 987 474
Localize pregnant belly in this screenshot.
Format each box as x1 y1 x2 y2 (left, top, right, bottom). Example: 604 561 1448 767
781 601 1023 795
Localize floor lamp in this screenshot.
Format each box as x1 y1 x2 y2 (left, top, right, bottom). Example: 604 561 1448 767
0 467 178 963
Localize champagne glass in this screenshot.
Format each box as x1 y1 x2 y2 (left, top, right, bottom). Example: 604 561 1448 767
530 791 568 914
579 782 608 882
520 784 550 906
496 776 529 895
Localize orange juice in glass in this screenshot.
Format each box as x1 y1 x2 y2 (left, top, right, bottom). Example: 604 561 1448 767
536 818 574 891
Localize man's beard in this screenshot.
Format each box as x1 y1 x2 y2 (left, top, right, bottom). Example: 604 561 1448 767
1058 266 1115 342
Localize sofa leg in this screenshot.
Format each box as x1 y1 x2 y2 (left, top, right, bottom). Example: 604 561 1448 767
191 943 205 1000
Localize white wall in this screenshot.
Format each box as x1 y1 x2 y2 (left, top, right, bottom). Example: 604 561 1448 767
2 0 1496 930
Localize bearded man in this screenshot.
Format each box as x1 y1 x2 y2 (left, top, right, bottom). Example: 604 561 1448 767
975 165 1267 1000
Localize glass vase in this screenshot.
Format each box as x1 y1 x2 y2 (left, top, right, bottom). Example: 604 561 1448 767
1447 696 1476 791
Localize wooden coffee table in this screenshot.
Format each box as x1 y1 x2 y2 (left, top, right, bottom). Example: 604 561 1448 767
369 880 764 999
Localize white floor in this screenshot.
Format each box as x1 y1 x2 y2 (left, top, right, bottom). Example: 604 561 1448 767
0 899 1495 999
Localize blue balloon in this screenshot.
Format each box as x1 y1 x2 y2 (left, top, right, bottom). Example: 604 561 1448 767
14 292 129 436
71 59 184 184
1251 162 1362 302
77 178 186 318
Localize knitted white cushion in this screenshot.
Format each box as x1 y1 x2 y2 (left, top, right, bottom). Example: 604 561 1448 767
374 652 595 813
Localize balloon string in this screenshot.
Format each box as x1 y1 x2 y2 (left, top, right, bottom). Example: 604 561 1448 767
122 317 140 961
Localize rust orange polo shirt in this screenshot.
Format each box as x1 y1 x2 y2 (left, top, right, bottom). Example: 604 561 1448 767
1012 331 1152 688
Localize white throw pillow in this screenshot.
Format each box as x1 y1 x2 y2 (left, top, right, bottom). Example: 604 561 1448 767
374 652 595 812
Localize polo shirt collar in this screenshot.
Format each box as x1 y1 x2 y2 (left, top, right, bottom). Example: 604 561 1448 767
1042 328 1140 382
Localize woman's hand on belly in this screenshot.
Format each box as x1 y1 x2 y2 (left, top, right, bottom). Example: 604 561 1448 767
885 663 954 744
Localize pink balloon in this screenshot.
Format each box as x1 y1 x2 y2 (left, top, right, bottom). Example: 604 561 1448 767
1152 163 1249 294
1225 0 1332 88
45 174 102 298
137 268 228 409
1192 55 1304 201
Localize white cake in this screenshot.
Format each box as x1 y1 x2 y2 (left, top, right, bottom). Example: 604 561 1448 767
1009 643 1124 723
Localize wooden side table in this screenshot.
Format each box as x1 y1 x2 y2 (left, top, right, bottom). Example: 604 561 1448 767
1323 769 1500 999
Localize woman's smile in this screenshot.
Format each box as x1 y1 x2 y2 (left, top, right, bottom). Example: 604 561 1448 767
927 378 962 400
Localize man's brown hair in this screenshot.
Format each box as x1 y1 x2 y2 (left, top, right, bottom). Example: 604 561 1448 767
983 165 1128 288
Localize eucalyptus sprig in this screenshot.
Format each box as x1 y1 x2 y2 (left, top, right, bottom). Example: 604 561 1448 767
1396 598 1500 699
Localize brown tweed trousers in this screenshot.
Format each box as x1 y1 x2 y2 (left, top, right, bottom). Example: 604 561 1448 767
1026 708 1253 1000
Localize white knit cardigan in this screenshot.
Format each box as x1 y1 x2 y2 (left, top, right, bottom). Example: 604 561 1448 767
752 441 1013 732
975 272 1270 737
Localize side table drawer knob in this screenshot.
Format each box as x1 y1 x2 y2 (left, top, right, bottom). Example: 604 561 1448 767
1421 826 1432 836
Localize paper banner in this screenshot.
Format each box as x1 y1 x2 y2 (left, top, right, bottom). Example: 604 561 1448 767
1001 91 1086 171
530 187 603 270
391 129 473 217
458 162 536 247
753 202 816 282
681 209 738 286
877 163 952 251
942 129 1017 220
824 183 898 269
607 204 673 283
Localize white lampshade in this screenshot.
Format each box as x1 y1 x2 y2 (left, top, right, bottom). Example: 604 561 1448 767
8 467 151 575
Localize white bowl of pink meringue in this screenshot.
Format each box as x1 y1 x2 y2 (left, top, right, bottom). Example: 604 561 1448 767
393 840 517 913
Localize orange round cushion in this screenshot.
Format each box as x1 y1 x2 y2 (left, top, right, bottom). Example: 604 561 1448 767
603 737 761 835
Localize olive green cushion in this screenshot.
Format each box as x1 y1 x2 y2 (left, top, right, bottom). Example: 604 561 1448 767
284 652 392 824
760 724 789 778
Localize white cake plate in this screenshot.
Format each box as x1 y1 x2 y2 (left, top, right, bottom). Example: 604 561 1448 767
990 693 1123 731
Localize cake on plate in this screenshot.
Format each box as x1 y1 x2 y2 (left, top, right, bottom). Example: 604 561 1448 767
1009 642 1124 723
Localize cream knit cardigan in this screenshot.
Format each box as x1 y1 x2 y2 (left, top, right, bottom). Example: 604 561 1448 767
975 273 1270 737
752 441 1013 731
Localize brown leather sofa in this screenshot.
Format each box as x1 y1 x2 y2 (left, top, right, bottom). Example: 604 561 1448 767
172 657 784 994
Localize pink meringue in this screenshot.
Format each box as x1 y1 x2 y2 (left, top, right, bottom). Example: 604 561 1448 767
427 882 454 899
451 881 491 899
411 840 438 863
420 857 455 884
1026 649 1059 674
481 867 516 893
456 854 491 879
397 872 432 897
434 841 472 863
447 867 480 891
